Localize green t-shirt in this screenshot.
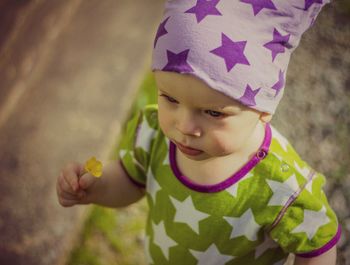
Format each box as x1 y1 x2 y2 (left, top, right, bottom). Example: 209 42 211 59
119 105 340 265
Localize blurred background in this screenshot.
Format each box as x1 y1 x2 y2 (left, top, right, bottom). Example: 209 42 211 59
0 0 349 265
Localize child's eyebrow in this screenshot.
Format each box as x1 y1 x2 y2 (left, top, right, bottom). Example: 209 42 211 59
213 106 242 114
158 88 172 94
158 88 242 113
200 104 242 114
158 89 168 93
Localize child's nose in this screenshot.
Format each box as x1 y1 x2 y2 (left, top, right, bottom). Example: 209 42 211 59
175 110 201 137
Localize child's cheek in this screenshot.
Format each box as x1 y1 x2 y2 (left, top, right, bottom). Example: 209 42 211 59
210 132 237 155
158 108 172 137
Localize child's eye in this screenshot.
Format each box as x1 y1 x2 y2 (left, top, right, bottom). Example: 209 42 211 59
205 110 224 118
160 94 178 103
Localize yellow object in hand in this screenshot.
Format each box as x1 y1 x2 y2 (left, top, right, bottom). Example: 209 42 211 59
84 156 103 177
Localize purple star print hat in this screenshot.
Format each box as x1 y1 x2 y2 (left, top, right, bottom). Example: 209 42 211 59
151 0 330 114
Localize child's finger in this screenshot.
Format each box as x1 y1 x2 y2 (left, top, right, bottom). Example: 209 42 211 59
58 173 76 195
59 187 85 201
62 163 81 192
58 197 80 207
79 173 98 190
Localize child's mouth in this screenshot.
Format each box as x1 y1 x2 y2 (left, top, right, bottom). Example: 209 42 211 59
175 141 203 156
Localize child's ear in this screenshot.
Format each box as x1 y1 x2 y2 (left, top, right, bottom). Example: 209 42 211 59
259 112 273 123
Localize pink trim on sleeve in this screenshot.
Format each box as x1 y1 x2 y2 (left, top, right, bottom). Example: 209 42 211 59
296 224 342 258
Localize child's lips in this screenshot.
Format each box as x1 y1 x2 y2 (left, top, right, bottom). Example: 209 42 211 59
174 141 203 156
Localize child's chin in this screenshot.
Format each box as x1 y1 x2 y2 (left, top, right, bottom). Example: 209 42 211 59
181 152 210 161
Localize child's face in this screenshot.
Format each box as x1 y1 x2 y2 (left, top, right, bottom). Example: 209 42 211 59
155 71 270 161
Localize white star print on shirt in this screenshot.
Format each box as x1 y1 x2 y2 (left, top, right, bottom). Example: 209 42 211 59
224 208 261 241
294 161 312 180
294 161 314 193
271 152 283 161
271 127 290 152
144 234 154 265
147 169 162 204
162 139 170 165
304 178 314 193
152 221 177 260
189 244 235 265
120 149 144 174
266 174 300 206
291 206 330 240
227 172 254 198
169 196 209 234
119 149 128 158
135 118 156 153
227 184 239 198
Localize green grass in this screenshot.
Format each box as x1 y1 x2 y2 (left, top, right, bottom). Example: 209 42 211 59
67 72 157 265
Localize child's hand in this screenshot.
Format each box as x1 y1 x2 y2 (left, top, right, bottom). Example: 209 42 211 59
56 161 99 207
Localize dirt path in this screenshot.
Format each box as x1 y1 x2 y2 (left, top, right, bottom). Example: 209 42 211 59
0 1 163 264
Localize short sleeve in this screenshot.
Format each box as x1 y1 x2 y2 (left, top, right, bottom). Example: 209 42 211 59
269 171 341 258
119 105 159 187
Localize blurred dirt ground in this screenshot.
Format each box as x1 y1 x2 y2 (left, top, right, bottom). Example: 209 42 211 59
0 1 349 265
0 1 163 264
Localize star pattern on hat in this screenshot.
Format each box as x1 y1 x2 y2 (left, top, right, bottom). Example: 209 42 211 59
154 17 170 48
152 221 177 260
210 33 250 72
239 85 260 107
152 0 329 114
240 0 277 16
163 49 194 72
169 196 209 234
271 70 285 97
189 244 235 265
291 205 330 240
264 28 291 62
185 0 222 23
224 208 261 241
304 0 323 10
266 174 300 206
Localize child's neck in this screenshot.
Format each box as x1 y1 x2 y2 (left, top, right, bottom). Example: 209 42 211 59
176 121 266 186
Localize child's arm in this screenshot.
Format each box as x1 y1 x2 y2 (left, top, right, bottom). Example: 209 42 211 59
56 160 145 208
293 246 337 265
